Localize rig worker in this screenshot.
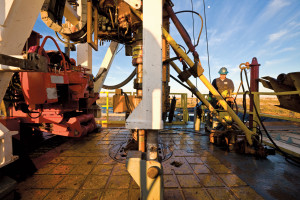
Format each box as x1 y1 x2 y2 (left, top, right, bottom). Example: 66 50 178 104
208 67 234 107
212 67 234 96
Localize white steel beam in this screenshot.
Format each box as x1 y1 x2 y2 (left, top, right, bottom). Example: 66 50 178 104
94 42 119 93
126 0 163 130
77 43 92 74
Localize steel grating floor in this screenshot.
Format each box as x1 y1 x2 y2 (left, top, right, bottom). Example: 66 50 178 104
15 127 299 200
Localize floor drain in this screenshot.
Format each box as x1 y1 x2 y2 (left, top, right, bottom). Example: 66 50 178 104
170 161 183 167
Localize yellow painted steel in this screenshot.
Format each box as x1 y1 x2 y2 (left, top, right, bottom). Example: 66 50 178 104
98 91 126 125
164 30 256 145
181 93 189 123
253 91 300 95
0 101 7 116
234 91 300 96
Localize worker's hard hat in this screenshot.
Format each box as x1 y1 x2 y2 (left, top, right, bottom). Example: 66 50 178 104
218 67 228 75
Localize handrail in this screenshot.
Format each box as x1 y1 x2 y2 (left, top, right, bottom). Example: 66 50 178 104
231 90 300 123
233 91 300 96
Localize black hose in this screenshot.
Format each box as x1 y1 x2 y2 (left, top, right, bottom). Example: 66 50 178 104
27 110 42 119
122 91 133 113
174 10 202 47
169 96 177 123
102 69 136 90
233 98 239 114
170 74 193 93
240 69 247 123
163 57 180 65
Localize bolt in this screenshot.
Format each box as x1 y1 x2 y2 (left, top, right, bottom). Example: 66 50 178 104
147 166 160 179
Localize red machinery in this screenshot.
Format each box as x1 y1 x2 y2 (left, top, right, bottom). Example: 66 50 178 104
3 34 99 137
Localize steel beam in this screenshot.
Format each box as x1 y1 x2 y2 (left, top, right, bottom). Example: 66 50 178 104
93 42 119 93
77 43 92 74
64 1 80 26
126 0 163 130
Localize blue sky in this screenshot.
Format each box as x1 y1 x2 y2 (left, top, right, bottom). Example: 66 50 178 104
33 0 300 96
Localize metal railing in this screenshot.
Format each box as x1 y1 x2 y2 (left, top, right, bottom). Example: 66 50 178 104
97 91 191 125
165 93 189 125
96 91 132 126
233 91 300 124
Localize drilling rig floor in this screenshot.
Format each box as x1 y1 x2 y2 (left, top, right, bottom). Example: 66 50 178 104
10 124 300 200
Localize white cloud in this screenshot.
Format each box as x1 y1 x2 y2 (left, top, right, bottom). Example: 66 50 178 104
193 1 202 11
267 30 288 43
288 21 300 28
200 56 208 61
277 47 296 53
264 58 289 67
261 0 291 21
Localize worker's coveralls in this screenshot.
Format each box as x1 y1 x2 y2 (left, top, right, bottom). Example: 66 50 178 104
212 78 234 94
209 77 234 107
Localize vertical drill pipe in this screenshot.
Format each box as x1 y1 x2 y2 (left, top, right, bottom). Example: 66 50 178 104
249 57 260 130
138 130 145 152
137 63 143 97
164 30 255 145
162 13 170 121
165 4 199 61
147 130 158 161
132 26 143 98
169 61 228 127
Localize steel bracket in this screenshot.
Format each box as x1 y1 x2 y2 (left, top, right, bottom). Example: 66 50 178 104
126 151 163 200
0 53 48 72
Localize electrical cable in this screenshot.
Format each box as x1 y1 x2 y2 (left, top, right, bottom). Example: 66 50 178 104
202 0 211 83
116 45 124 55
102 68 136 90
190 0 195 45
242 68 300 166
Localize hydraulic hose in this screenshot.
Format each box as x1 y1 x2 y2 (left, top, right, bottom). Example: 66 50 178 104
102 69 136 90
170 74 194 93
